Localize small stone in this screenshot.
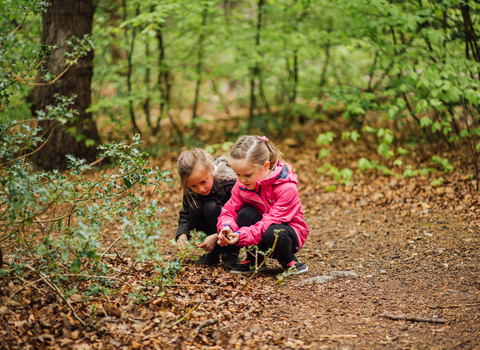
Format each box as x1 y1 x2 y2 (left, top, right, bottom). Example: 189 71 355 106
380 270 387 274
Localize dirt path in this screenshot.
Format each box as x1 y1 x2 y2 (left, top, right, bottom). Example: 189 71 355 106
154 202 479 350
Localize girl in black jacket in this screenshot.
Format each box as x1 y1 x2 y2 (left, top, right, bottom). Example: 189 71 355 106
176 149 239 268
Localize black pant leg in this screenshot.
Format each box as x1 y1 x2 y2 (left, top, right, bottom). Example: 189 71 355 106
263 224 298 264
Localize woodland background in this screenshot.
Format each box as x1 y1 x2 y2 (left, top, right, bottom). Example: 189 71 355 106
0 0 479 349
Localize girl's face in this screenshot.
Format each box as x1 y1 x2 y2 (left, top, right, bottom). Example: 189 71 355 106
186 165 214 196
230 159 270 191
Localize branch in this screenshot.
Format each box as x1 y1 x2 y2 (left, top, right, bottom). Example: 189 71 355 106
193 319 217 336
25 264 88 327
170 302 199 327
380 313 448 324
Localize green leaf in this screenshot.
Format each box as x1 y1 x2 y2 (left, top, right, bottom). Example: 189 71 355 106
71 257 81 274
397 147 409 155
377 143 391 158
350 131 360 141
318 148 330 158
123 177 133 188
25 219 33 226
393 159 403 166
362 126 376 133
430 177 444 187
358 157 373 172
325 185 336 192
316 132 336 146
420 117 433 128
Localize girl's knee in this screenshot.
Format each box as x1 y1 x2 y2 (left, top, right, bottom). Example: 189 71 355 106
203 200 221 216
264 226 290 247
237 207 262 227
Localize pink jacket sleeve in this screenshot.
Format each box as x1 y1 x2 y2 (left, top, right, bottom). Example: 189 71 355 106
237 184 302 247
217 184 244 233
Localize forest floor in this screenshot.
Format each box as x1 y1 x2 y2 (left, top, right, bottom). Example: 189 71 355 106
1 117 480 350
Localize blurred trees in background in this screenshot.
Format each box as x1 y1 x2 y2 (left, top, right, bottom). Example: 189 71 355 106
2 0 480 164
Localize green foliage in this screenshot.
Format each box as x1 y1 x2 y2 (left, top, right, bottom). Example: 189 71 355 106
315 132 336 146
430 177 444 187
171 230 208 261
432 155 454 172
0 100 174 295
316 162 352 186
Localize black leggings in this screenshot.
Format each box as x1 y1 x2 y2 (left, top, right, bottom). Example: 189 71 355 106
237 207 299 265
189 198 239 255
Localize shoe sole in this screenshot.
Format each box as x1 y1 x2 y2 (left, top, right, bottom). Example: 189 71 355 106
292 265 308 275
230 265 267 274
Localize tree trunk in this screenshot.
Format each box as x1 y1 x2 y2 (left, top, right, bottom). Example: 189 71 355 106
247 0 265 132
30 0 100 171
192 2 209 121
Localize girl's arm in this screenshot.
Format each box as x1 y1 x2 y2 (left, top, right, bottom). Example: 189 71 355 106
176 196 194 241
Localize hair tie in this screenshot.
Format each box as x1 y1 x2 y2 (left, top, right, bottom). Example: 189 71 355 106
257 135 269 142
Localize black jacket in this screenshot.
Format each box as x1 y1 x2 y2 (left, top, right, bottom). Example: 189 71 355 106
175 156 236 240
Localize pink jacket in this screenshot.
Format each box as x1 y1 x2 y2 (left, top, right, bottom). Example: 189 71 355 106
217 162 309 249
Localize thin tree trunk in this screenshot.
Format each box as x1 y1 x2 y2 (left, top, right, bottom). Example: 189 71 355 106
124 1 141 135
248 0 265 132
192 2 209 121
460 4 480 62
30 0 100 170
143 6 154 133
156 22 173 134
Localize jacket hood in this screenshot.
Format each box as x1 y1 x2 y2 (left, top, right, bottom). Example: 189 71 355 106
214 156 237 181
257 162 298 189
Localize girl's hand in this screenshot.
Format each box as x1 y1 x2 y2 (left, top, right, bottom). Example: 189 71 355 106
218 227 233 246
218 227 239 246
224 231 239 245
196 234 218 252
177 234 188 250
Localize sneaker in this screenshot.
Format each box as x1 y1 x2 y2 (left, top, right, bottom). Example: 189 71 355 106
222 253 240 269
230 259 266 274
282 256 308 275
196 252 220 266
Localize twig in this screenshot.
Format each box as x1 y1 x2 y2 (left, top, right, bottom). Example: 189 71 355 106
165 284 240 292
379 313 448 324
25 264 88 327
113 259 136 292
62 274 121 281
321 334 357 339
101 236 122 258
193 318 217 336
426 303 480 309
18 277 41 293
170 302 199 327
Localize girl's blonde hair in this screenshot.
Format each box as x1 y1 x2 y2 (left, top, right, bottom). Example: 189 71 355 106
177 148 214 197
229 135 285 170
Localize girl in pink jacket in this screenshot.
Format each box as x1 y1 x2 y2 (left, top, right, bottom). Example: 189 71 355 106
217 135 309 275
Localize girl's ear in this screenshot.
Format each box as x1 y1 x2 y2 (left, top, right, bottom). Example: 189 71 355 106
263 161 270 171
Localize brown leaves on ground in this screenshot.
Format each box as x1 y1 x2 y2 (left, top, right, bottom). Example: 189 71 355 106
1 122 480 349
